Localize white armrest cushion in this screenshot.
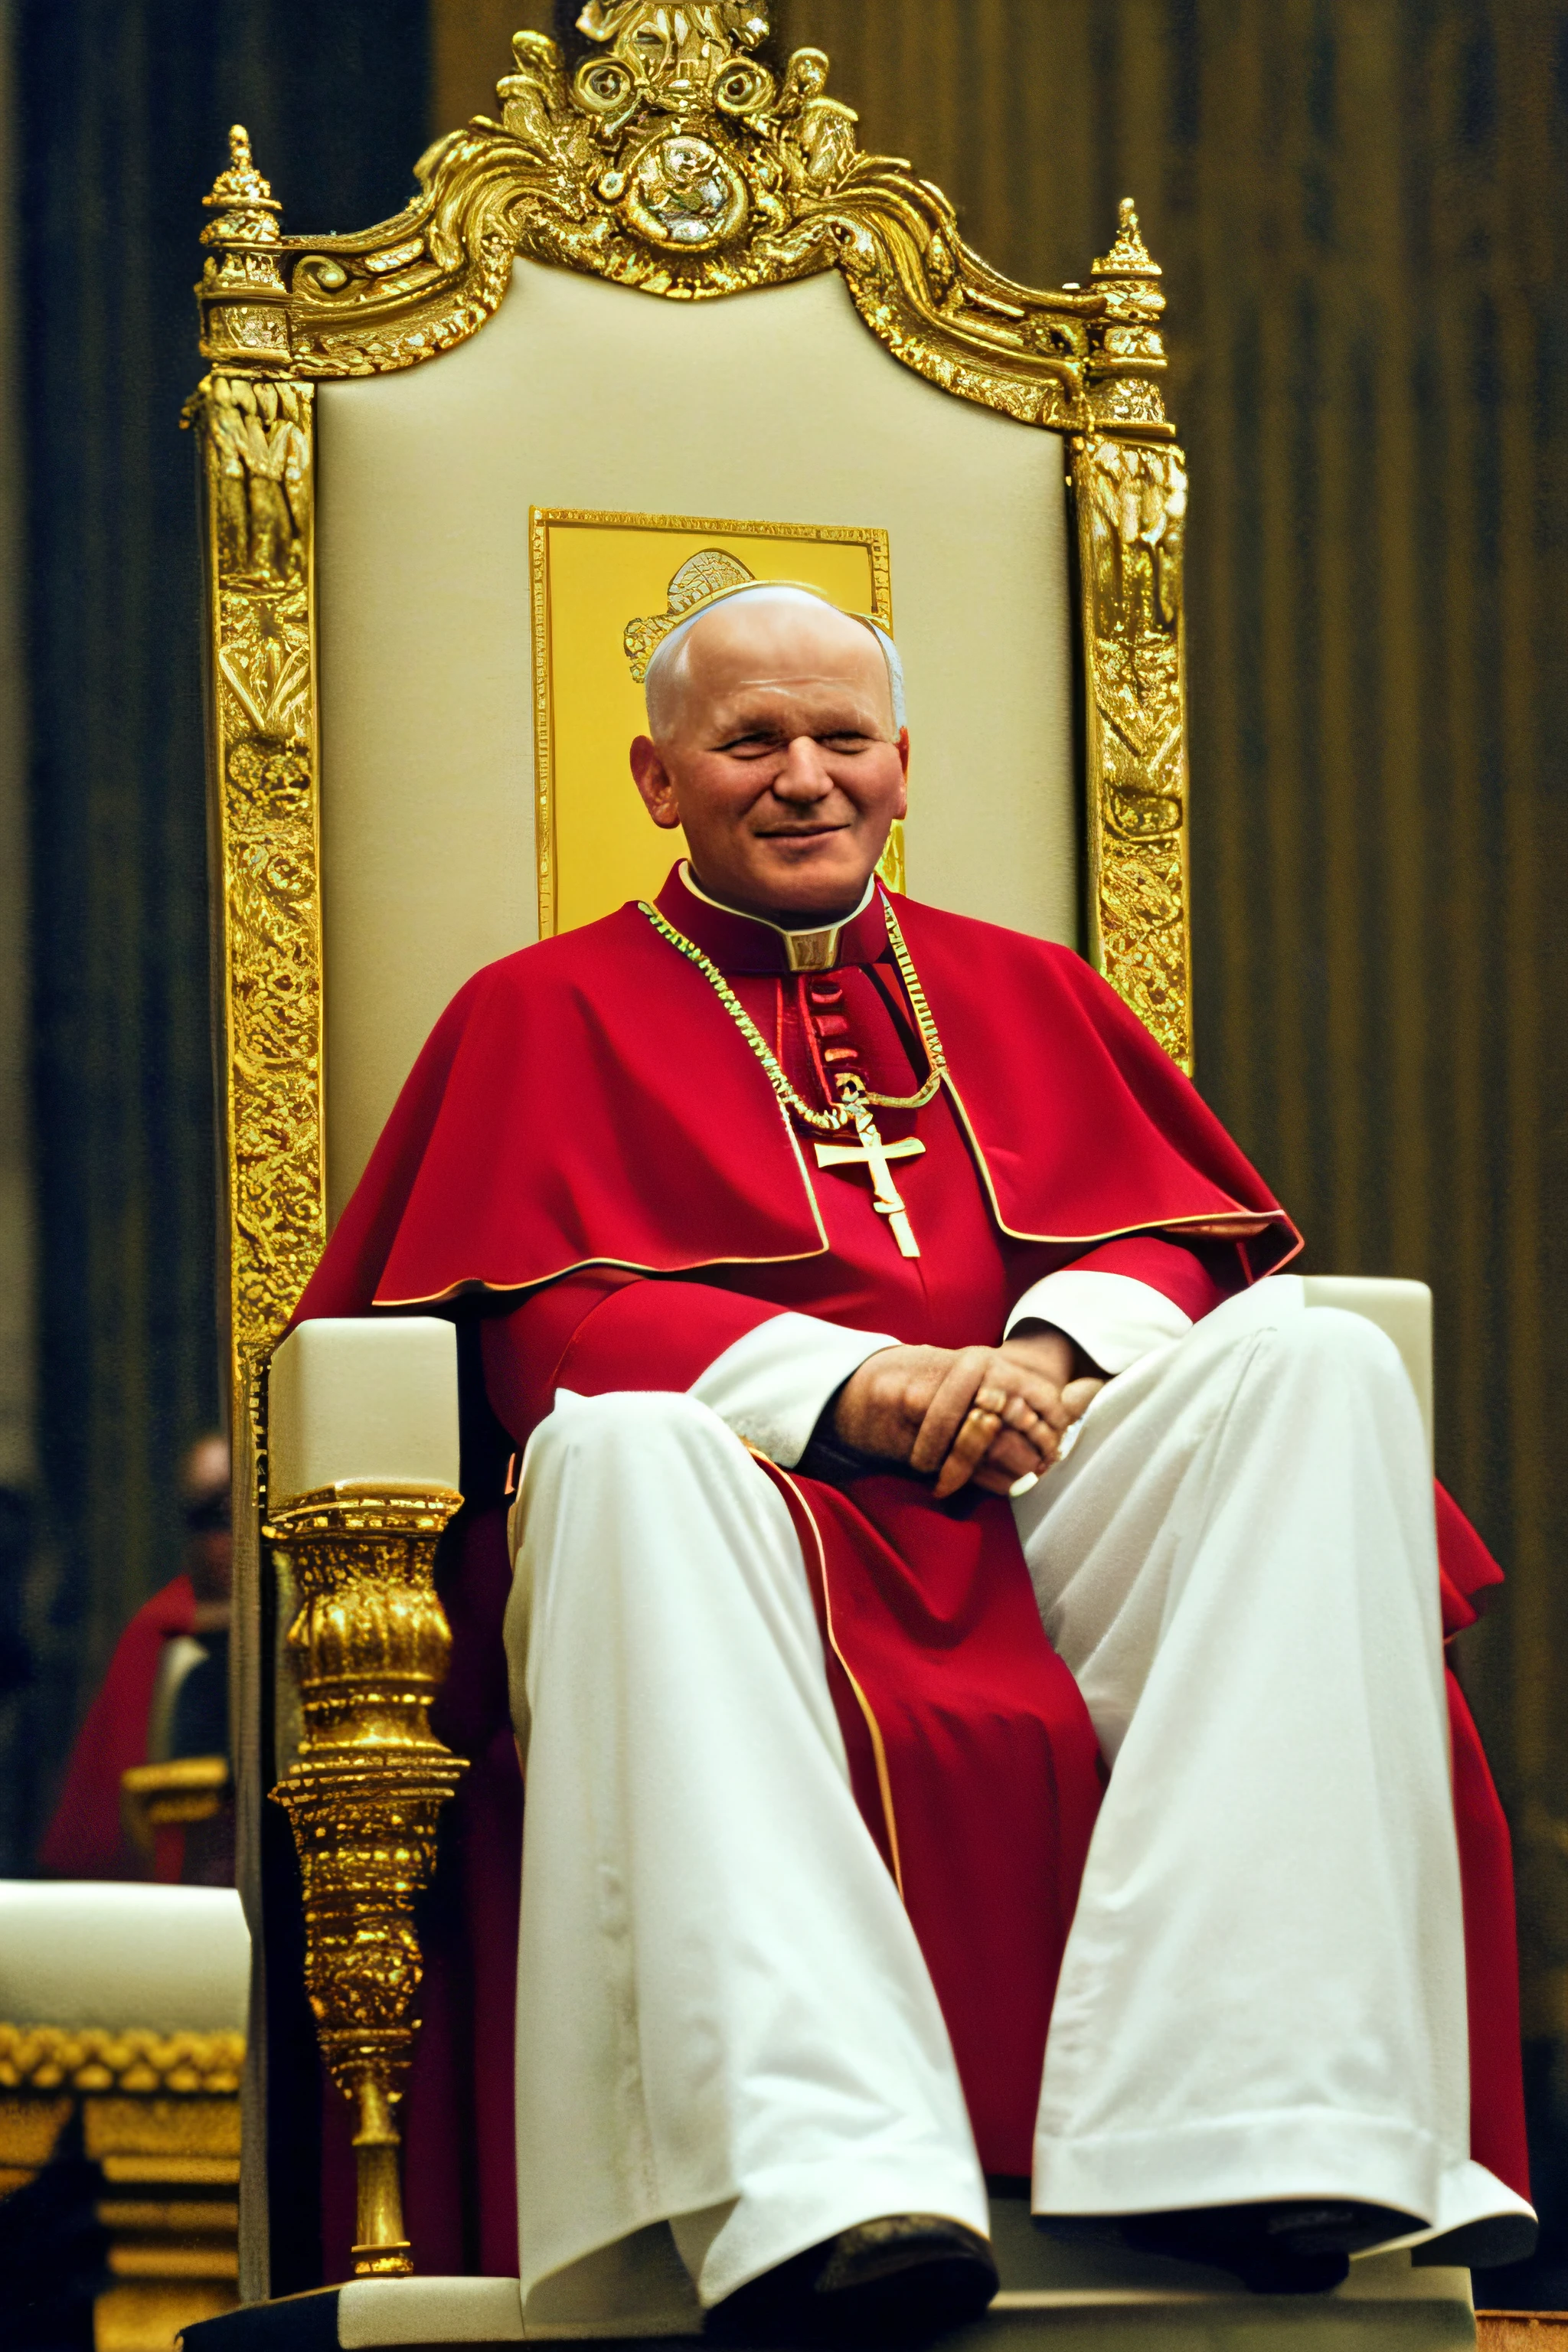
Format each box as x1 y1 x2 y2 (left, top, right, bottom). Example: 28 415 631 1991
269 1317 461 1506
1302 1276 1433 1463
0 1882 249 2033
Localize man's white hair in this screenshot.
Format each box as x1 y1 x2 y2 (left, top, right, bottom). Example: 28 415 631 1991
642 581 906 739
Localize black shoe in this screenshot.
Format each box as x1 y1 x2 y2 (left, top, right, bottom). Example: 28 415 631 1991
706 2213 998 2346
1121 2200 1419 2295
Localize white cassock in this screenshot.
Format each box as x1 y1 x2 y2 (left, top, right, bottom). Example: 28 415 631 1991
501 1270 1534 2323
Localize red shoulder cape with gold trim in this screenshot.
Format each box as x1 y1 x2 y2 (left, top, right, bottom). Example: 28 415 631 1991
296 890 1299 1319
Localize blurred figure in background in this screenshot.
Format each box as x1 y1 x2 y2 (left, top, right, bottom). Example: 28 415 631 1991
38 1435 233 1883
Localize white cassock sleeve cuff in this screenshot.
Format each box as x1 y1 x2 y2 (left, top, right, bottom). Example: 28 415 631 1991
1004 1269 1194 1377
689 1312 900 1468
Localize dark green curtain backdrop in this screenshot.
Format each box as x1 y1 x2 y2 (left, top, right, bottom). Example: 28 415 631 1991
11 2 430 1864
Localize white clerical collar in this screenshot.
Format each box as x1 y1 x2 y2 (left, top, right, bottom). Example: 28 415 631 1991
677 861 877 974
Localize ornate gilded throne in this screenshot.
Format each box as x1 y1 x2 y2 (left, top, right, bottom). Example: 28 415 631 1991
187 8 1460 2346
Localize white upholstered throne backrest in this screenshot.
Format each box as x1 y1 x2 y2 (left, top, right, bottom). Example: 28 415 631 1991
315 260 1077 1217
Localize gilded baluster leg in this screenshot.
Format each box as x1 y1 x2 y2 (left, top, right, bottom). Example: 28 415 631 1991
266 1488 466 2278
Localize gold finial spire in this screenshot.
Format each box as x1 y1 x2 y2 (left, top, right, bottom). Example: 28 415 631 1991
201 125 282 244
1092 197 1161 281
198 124 291 364
1087 197 1165 332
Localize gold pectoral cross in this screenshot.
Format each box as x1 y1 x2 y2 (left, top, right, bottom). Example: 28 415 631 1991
813 1099 925 1258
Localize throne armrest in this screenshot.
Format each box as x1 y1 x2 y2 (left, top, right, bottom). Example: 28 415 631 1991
1302 1276 1433 1464
267 1318 460 1505
0 1883 250 2339
262 1316 464 2278
0 1880 249 2035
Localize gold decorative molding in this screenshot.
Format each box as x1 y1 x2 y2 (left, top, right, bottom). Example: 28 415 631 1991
121 1756 232 1860
186 368 325 1409
1 2087 243 2344
624 547 763 681
0 2026 245 2097
87 2096 243 2348
0 2092 72 2197
1072 434 1192 1070
266 1488 468 2277
186 361 325 2132
192 10 1171 446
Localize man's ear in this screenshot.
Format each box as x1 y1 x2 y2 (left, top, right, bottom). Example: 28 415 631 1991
630 735 681 830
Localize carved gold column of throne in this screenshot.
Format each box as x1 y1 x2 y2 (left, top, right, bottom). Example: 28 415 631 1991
264 1488 465 2274
185 2 1193 2290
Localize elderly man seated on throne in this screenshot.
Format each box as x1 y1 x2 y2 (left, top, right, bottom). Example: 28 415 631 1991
298 580 1534 2343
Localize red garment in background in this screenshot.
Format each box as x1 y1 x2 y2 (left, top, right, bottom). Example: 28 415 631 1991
38 1573 195 1879
1436 1486 1527 2197
293 880 1299 1321
300 871 1529 2272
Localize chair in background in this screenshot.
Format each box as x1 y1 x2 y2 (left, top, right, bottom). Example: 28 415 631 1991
0 1881 249 2351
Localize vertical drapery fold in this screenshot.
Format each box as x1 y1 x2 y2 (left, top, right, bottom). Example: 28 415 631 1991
0 0 39 1872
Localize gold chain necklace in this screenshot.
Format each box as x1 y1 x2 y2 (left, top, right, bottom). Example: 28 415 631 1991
638 890 947 1258
637 890 947 1133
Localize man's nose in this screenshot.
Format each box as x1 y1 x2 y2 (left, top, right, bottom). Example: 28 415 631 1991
772 735 835 799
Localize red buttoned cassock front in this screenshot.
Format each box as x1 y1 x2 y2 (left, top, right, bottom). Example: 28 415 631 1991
293 866 1527 2273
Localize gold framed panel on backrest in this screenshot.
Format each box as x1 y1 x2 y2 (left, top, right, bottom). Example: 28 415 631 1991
188 5 1191 2292
529 508 901 936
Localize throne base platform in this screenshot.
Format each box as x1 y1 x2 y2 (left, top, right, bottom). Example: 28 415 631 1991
182 2201 1484 2352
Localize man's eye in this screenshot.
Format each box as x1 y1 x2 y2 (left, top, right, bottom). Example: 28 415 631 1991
819 733 869 751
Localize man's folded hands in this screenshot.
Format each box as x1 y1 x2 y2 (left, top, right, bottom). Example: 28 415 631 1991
833 1330 1105 1500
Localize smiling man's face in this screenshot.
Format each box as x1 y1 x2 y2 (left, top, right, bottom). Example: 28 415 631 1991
629 596 909 926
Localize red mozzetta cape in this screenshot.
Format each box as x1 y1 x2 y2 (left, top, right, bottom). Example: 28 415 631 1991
295 880 1527 2276
296 889 1299 1317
